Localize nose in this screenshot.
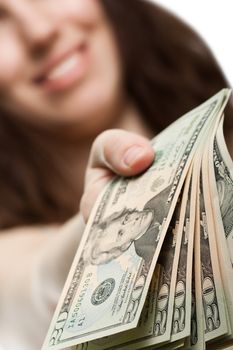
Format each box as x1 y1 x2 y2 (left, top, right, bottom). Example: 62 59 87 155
13 2 58 54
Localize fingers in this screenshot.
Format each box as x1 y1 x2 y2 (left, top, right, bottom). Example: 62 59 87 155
87 129 155 177
80 171 113 222
80 129 155 222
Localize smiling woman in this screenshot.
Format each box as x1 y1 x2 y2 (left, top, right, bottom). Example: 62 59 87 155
0 0 123 131
0 0 230 230
0 0 232 349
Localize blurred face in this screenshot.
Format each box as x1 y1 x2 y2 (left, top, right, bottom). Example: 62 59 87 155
0 0 124 136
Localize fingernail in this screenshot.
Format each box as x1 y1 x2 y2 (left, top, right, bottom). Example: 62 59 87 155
123 146 145 166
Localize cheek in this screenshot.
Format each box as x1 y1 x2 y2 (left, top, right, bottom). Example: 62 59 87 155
0 36 24 87
75 0 104 24
46 0 104 26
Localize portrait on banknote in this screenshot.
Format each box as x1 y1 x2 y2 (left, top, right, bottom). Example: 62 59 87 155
83 207 155 265
83 185 172 266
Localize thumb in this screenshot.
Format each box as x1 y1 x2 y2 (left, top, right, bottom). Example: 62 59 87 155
88 129 155 176
80 129 155 221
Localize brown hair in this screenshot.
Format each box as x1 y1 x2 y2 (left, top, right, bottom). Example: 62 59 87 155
102 0 230 130
0 0 230 229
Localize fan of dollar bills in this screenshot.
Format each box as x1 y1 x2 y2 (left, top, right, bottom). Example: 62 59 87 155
42 89 233 350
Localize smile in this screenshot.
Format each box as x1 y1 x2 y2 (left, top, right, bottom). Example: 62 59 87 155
47 53 82 80
34 42 89 93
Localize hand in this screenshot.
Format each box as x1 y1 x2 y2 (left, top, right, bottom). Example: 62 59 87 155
80 129 155 222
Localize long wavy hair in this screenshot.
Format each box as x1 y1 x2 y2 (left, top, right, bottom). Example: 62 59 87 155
0 0 230 229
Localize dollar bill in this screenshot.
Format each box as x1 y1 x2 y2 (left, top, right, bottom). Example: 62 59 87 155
199 168 228 342
77 198 184 350
171 169 193 343
202 117 233 338
42 90 231 350
136 201 182 348
192 151 206 350
190 250 198 349
74 265 162 350
213 119 233 266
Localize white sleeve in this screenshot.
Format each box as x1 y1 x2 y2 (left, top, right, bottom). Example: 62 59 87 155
0 214 85 350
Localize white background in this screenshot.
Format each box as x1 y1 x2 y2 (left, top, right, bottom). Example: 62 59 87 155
151 0 233 86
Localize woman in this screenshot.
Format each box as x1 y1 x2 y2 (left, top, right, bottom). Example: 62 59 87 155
0 0 232 349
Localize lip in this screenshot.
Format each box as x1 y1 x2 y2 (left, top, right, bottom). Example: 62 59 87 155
33 41 89 93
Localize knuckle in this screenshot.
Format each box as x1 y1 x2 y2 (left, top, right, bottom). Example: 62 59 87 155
103 132 127 164
93 129 114 148
89 130 116 165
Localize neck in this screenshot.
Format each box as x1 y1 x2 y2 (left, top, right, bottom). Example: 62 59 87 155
113 101 154 139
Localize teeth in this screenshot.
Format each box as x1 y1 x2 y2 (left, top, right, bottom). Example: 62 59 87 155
47 54 80 80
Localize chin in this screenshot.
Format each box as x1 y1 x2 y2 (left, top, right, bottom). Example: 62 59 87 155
60 89 123 135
